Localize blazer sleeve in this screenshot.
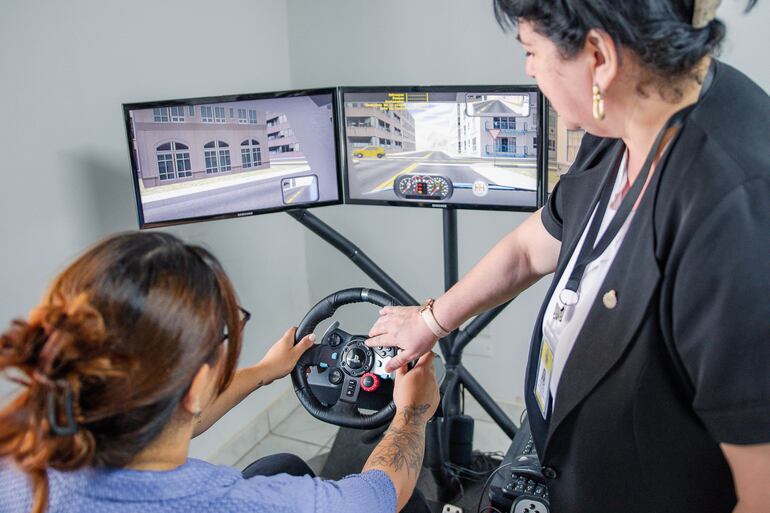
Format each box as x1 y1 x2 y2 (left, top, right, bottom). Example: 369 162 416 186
670 177 770 444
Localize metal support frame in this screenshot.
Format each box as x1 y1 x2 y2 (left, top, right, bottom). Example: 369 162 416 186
288 207 519 491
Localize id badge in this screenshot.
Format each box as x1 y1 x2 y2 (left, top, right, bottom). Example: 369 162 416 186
534 334 555 420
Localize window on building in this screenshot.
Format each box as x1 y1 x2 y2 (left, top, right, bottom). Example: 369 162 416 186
201 106 214 123
188 106 195 117
156 142 191 181
548 138 556 151
241 139 262 169
533 136 538 149
566 129 585 162
170 106 185 122
496 137 517 153
153 108 169 122
238 109 248 124
204 140 231 174
229 108 235 118
214 107 226 123
493 117 517 130
249 110 258 124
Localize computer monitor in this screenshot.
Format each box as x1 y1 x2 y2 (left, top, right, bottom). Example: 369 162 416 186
340 86 544 212
123 88 342 228
545 101 586 195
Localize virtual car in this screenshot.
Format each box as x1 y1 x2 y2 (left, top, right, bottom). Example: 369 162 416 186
352 146 386 159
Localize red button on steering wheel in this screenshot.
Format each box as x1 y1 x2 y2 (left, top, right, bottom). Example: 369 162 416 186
360 372 380 392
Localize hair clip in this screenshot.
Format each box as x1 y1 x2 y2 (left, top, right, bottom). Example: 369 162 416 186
47 383 79 436
692 0 722 28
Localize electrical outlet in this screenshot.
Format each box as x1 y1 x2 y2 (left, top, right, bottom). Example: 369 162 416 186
442 504 463 513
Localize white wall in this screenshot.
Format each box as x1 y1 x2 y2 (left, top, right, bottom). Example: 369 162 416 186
0 0 312 461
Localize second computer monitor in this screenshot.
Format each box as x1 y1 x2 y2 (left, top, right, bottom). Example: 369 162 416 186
341 86 543 211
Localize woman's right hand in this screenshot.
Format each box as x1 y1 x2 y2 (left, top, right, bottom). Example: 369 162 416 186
366 306 439 373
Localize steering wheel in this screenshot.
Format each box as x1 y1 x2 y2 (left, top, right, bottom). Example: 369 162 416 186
291 287 405 429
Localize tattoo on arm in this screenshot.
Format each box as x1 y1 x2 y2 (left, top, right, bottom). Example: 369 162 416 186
367 404 430 476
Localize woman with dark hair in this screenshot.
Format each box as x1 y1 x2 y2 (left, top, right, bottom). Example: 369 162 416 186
368 0 769 511
0 231 440 513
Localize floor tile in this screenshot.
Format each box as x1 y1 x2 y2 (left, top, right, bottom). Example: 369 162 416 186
272 407 339 446
210 412 270 466
267 391 301 431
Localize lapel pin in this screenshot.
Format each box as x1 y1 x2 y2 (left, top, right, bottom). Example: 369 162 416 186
603 289 618 309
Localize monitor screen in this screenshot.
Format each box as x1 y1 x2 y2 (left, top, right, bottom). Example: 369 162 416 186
123 89 341 228
546 101 586 195
341 86 543 211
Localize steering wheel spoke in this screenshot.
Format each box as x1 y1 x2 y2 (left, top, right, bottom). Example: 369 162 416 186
338 375 362 404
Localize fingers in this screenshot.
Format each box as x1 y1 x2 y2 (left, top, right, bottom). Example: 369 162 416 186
394 363 409 380
384 351 416 373
365 335 398 348
294 333 316 351
379 306 396 316
415 351 436 369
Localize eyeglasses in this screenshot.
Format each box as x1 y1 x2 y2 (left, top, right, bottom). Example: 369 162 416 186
222 306 251 342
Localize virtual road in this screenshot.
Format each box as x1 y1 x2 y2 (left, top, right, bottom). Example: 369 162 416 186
142 174 318 223
348 150 538 207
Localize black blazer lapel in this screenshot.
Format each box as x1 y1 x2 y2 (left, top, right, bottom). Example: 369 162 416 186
544 181 662 450
525 140 622 449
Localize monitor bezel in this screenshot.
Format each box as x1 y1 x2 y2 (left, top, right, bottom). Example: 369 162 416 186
338 85 545 213
122 87 344 229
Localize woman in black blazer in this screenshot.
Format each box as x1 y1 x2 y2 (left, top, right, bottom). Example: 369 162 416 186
366 0 769 511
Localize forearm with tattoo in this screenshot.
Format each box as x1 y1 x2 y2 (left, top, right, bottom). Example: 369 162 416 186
366 404 430 477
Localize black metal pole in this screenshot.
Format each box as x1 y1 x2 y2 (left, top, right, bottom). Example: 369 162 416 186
287 209 418 308
458 364 517 438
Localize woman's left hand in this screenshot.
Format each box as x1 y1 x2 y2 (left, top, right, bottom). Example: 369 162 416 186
255 327 315 385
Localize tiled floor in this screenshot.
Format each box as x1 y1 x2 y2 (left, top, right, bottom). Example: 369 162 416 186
233 401 338 471
233 392 523 472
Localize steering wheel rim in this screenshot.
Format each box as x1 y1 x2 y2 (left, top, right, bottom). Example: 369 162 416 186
291 288 401 429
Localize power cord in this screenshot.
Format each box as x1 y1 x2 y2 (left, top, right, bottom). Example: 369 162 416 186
475 462 516 513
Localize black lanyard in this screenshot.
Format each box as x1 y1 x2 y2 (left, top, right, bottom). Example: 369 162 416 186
561 62 715 301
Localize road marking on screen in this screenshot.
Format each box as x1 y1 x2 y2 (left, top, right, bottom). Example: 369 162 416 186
285 187 305 204
369 162 420 193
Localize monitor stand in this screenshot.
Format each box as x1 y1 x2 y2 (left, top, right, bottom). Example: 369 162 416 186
288 207 519 502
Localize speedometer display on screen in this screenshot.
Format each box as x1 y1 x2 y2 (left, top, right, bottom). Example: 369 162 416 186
394 174 454 201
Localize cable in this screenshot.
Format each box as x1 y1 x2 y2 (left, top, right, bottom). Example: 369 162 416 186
479 505 505 513
476 462 516 513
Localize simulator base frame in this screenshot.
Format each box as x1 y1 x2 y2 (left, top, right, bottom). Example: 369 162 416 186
288 207 520 503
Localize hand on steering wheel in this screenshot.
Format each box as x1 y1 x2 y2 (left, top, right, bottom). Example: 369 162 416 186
366 305 439 373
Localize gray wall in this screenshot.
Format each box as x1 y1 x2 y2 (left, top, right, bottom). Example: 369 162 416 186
0 0 311 461
286 0 770 405
286 0 546 403
0 0 766 462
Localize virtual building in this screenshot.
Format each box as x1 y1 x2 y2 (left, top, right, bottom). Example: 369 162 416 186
547 107 585 176
456 95 539 160
131 105 303 188
345 104 417 153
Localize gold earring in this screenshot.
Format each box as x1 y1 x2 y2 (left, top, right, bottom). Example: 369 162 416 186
592 84 605 121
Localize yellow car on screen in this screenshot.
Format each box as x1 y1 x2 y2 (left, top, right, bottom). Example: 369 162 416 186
352 146 386 159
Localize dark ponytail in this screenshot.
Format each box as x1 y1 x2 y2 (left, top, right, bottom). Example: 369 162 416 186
0 231 243 513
